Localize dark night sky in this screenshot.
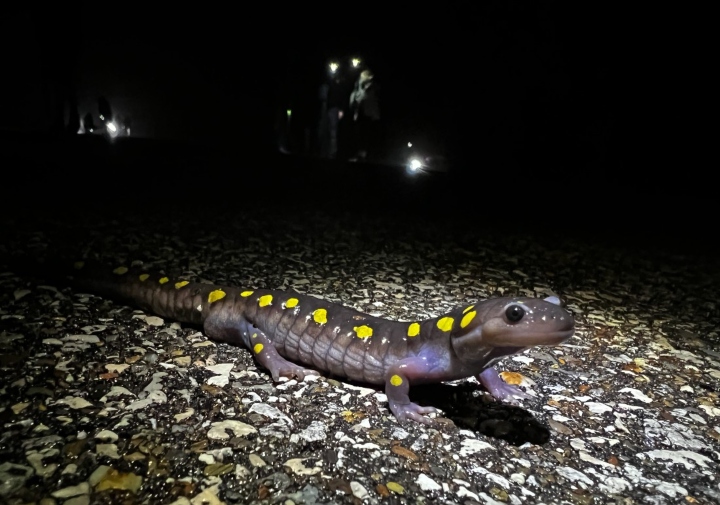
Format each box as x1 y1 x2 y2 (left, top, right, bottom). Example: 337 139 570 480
1 4 714 253
1 2 620 165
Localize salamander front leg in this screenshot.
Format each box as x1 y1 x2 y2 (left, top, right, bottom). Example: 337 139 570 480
385 359 438 425
477 367 532 403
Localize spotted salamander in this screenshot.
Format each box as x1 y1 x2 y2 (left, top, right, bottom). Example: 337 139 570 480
57 260 575 424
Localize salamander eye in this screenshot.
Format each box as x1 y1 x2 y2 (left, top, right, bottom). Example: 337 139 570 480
505 305 525 323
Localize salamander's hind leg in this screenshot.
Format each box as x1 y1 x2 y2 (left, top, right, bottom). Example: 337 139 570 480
247 329 321 381
203 316 320 382
477 367 532 403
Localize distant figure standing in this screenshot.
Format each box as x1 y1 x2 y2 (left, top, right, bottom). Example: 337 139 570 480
349 69 381 161
318 68 350 159
82 112 96 133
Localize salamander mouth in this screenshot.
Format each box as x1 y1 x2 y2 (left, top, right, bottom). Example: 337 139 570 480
504 328 574 347
451 317 575 364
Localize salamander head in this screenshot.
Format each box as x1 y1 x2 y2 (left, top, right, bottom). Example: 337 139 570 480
450 296 575 362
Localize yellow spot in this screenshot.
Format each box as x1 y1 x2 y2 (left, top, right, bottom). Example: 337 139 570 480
139 274 150 282
390 375 403 387
73 261 85 270
460 310 477 329
258 294 273 307
407 322 420 337
253 343 263 354
436 317 454 332
113 266 128 275
252 333 258 339
240 290 254 297
463 305 475 314
208 289 226 303
285 297 299 308
175 281 189 289
159 277 169 285
354 325 373 339
313 308 328 325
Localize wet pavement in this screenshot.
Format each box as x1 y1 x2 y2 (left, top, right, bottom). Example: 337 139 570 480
1 158 719 504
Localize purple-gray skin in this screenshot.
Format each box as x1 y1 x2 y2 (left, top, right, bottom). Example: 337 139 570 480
64 261 575 425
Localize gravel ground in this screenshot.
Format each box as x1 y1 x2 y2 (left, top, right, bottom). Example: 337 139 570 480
1 199 719 505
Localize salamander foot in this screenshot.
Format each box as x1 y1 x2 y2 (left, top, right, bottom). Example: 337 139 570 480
477 367 532 404
273 365 321 382
389 401 438 425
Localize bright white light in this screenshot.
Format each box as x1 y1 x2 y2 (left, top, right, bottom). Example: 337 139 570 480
407 142 413 148
329 62 339 73
106 122 117 132
99 114 105 121
409 158 422 171
352 58 360 67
